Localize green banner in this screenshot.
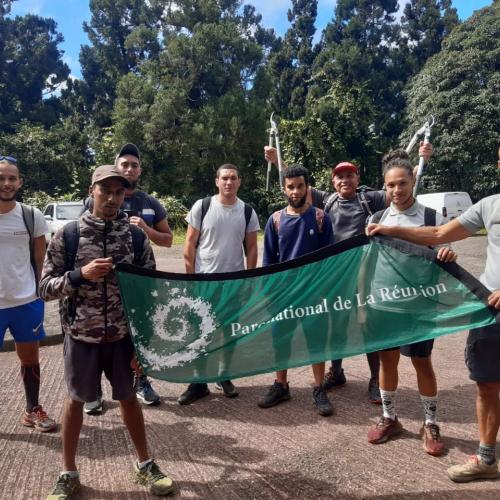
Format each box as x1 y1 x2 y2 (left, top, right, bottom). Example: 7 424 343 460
116 235 498 383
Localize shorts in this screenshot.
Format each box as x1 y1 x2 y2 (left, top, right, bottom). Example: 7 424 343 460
384 339 434 358
465 324 500 383
63 334 136 402
0 299 46 347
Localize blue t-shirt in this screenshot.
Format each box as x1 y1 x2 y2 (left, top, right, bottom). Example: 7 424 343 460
263 206 334 266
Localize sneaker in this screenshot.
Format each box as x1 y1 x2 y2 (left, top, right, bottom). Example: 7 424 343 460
257 381 291 408
84 396 104 415
214 380 239 398
447 455 500 483
134 459 175 496
136 376 161 406
313 386 334 417
177 383 210 405
322 367 346 391
46 473 81 499
367 416 403 444
421 423 445 456
368 378 382 405
22 405 57 432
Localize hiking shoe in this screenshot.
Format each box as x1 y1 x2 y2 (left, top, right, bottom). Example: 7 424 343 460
136 376 161 406
258 381 291 408
22 405 57 432
421 423 445 456
84 396 104 415
134 459 175 496
447 455 500 483
313 386 334 417
367 416 403 444
368 378 382 405
177 383 210 405
215 380 239 398
46 473 81 499
322 367 346 391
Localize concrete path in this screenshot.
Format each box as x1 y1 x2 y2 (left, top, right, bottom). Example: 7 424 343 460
1 236 499 499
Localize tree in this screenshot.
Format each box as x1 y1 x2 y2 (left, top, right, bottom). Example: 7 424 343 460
403 3 500 199
268 0 318 120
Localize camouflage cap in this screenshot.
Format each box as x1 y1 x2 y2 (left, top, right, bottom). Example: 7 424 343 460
91 165 131 188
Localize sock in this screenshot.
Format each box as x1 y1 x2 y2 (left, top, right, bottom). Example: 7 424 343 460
332 359 343 373
138 458 153 469
380 389 397 420
366 351 380 380
21 363 40 412
420 394 438 425
61 471 79 478
477 444 496 465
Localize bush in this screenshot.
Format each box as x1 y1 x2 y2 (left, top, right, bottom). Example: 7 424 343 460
151 193 189 229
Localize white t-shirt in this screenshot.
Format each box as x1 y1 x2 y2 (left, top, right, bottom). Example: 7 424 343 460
0 203 47 308
186 196 260 273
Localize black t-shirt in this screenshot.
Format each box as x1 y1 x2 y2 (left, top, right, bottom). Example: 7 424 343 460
311 188 387 242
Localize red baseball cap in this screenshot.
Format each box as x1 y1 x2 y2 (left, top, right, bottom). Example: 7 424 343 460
332 162 359 175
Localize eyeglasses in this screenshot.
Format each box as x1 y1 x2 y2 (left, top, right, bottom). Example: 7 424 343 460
0 155 17 164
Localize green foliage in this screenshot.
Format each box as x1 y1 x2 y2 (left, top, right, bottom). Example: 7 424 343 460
403 2 500 199
150 193 189 229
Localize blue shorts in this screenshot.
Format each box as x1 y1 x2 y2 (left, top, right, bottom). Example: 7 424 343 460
0 299 46 347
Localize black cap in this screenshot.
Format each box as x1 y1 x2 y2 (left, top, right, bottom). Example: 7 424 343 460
116 143 140 162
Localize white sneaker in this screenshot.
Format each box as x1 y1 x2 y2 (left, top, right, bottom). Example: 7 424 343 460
84 397 104 415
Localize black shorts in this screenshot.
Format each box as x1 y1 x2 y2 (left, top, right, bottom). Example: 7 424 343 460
63 335 136 402
384 339 434 358
465 324 500 383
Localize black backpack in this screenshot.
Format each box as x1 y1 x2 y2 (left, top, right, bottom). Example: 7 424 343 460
324 186 376 217
370 206 437 226
62 220 146 271
196 196 254 254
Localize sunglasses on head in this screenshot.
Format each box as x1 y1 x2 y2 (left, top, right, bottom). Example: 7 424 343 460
0 155 17 164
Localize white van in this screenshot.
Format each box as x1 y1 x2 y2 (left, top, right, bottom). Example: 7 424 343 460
417 192 473 220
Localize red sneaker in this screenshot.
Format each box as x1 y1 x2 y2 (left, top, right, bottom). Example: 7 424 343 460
22 405 57 432
368 416 403 444
421 423 445 456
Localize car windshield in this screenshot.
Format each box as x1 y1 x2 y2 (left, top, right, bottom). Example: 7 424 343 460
56 205 82 220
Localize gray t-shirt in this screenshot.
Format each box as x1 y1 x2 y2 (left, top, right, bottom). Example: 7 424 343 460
312 188 387 242
186 196 260 273
458 194 500 292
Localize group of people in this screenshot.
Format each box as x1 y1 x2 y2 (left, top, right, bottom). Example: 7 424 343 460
0 139 498 499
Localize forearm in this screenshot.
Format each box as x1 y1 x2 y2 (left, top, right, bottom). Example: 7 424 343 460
144 226 173 247
183 245 196 273
246 247 257 269
375 225 443 246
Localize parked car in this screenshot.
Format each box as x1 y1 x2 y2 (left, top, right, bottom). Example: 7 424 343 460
43 201 84 244
417 192 473 220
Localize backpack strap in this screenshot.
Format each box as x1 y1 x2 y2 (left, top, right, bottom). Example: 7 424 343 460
314 207 325 234
357 191 373 216
20 203 38 293
130 224 146 265
130 190 147 217
323 193 339 214
195 196 212 248
63 221 80 272
370 208 387 225
424 206 437 227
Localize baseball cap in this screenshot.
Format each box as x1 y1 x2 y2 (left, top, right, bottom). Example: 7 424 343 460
116 143 140 162
91 164 131 188
332 162 359 175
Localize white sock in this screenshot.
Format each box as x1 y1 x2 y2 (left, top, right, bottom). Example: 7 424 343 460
61 471 79 478
380 389 397 420
137 458 153 469
420 394 438 425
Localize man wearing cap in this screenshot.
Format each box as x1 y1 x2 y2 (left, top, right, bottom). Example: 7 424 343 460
264 145 432 403
83 144 172 411
0 155 57 433
40 165 176 499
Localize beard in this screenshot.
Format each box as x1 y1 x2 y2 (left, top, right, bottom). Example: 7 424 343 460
286 193 307 209
128 180 138 189
0 192 18 202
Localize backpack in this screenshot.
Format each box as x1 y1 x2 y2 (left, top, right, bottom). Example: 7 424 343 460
62 220 146 271
323 186 376 217
20 203 38 294
196 196 254 254
272 207 325 235
370 206 437 226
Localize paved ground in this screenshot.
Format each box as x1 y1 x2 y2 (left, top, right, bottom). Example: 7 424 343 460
1 236 499 499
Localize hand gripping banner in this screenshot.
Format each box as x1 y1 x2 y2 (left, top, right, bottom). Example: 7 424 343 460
116 235 498 383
